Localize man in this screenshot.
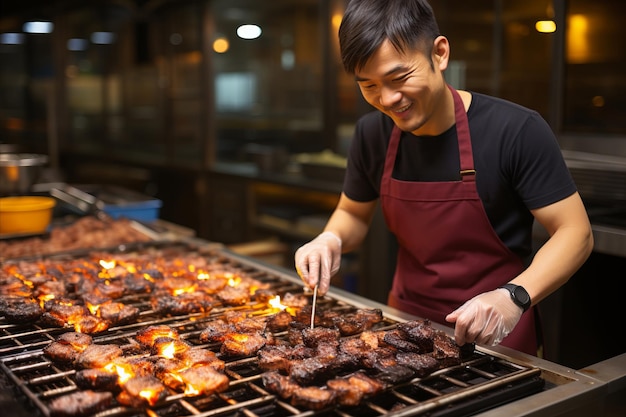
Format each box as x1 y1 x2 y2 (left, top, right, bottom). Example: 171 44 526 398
295 0 593 355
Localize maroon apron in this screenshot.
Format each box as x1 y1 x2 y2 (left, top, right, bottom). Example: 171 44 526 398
382 85 538 355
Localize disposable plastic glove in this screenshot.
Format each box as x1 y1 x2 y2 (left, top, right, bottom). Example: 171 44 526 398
445 288 523 347
294 231 342 296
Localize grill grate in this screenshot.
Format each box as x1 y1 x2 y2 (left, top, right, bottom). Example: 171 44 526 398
0 241 544 417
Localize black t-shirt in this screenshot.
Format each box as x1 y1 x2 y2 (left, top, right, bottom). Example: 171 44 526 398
343 92 577 258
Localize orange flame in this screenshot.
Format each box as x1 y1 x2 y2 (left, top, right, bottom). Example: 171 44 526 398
99 260 116 269
268 295 287 311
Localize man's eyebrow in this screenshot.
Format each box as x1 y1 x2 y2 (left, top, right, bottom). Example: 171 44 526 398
355 65 409 82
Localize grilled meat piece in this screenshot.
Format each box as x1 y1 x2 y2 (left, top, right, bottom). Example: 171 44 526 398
177 364 230 396
117 375 168 407
233 316 267 334
151 337 190 358
397 319 435 352
360 330 386 349
44 342 83 364
383 329 425 353
338 337 372 360
287 323 306 345
332 308 384 336
257 344 316 372
33 280 67 301
135 325 179 347
301 326 340 348
291 386 336 411
220 332 266 357
432 331 462 367
395 352 440 377
216 284 250 306
327 372 384 406
122 273 154 294
289 356 335 386
151 291 215 315
76 344 124 369
315 340 338 359
109 356 157 380
281 292 309 309
74 368 119 391
265 310 293 333
72 314 110 334
332 315 368 336
48 390 113 417
180 347 225 371
373 364 415 385
97 300 140 325
199 319 236 343
196 275 228 294
355 308 384 325
258 344 295 372
262 370 302 400
58 331 94 349
361 346 398 369
40 302 88 328
43 332 93 363
0 296 43 323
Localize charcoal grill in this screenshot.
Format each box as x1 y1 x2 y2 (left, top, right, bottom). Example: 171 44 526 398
0 240 609 417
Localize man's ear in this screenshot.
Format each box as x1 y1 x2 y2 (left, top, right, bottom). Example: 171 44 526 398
432 36 450 71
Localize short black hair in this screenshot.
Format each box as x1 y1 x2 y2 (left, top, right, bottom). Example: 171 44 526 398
339 0 441 74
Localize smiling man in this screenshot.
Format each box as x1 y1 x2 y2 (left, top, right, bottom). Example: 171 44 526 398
294 0 593 356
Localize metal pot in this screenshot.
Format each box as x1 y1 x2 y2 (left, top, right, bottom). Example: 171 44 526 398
0 153 48 196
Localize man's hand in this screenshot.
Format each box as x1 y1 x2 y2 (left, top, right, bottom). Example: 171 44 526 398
294 231 342 296
445 288 523 346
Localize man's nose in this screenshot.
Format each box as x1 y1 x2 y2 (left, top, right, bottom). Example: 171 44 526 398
379 86 401 108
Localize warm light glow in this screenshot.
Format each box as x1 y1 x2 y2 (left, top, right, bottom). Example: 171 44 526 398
567 14 590 63
161 342 176 359
268 295 287 311
228 276 241 287
331 13 343 30
535 20 556 33
139 389 158 404
86 302 99 315
142 272 156 282
100 260 116 269
185 384 200 396
591 96 605 107
105 362 134 384
38 293 56 304
213 37 229 53
173 285 196 296
197 272 210 280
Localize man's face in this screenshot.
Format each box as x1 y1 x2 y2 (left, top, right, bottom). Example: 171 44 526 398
355 39 447 135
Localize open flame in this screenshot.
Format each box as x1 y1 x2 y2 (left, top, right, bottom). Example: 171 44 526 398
268 295 287 311
196 272 210 280
103 362 135 384
227 274 240 287
99 260 116 270
172 285 196 296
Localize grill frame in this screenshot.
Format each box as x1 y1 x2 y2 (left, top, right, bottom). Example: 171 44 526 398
0 239 608 417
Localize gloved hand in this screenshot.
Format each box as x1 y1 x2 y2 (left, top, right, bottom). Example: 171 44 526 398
294 231 342 296
445 288 523 347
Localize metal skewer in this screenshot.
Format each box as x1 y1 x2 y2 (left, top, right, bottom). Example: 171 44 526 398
310 284 318 329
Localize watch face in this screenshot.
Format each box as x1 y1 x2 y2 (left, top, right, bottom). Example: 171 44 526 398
513 286 531 306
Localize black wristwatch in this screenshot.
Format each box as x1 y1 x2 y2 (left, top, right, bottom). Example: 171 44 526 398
500 284 531 312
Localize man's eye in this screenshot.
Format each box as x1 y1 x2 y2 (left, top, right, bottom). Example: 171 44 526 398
393 74 409 82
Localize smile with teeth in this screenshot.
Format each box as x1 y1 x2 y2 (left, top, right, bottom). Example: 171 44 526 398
392 103 411 113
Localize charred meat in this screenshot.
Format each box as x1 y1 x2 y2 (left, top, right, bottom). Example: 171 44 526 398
48 390 113 417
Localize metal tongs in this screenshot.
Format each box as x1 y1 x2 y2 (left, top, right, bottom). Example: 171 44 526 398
310 284 318 329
